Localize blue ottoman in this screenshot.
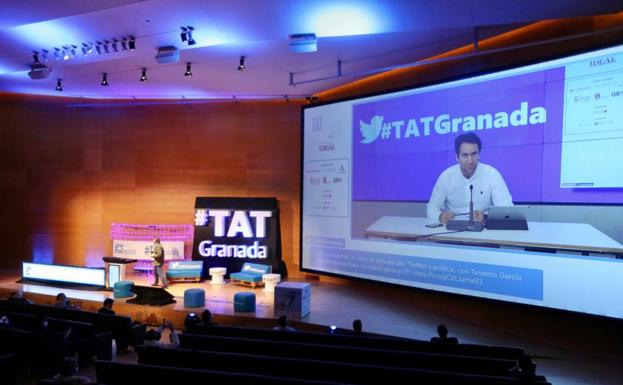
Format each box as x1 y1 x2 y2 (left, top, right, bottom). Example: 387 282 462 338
234 292 256 312
113 280 134 299
184 288 206 307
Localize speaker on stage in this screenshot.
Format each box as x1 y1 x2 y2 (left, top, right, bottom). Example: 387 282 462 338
127 285 176 306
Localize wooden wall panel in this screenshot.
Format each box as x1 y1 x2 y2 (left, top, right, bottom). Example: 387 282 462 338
0 96 303 270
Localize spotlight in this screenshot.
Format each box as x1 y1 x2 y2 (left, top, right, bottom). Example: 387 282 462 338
54 47 60 60
103 40 110 54
139 68 147 82
86 43 93 54
95 42 102 55
32 51 39 63
180 27 188 42
55 79 63 92
237 56 245 71
41 49 48 62
70 45 77 57
101 73 109 86
81 45 87 55
128 36 136 50
187 27 196 46
184 62 192 77
121 38 128 51
112 39 118 52
63 49 70 61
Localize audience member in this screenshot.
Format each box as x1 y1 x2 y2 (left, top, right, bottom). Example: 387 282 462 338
55 293 70 308
7 289 32 304
430 323 459 344
97 298 115 315
200 309 217 326
52 356 92 384
183 312 201 332
272 315 296 332
352 319 363 334
144 319 179 348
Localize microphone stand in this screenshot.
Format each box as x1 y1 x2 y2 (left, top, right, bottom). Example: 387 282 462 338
467 184 483 231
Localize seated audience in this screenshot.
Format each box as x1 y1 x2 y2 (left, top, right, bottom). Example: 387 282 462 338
272 315 296 332
7 289 32 304
97 298 115 315
430 323 459 344
200 309 217 326
352 318 363 334
52 356 92 384
144 320 179 348
183 312 201 332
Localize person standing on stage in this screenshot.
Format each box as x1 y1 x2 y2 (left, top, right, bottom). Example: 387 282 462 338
151 238 169 289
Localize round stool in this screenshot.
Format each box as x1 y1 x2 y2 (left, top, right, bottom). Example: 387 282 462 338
209 267 227 285
113 280 134 299
184 288 206 307
233 292 256 312
262 273 281 293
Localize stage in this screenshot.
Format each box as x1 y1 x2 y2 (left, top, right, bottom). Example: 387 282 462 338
1 269 622 385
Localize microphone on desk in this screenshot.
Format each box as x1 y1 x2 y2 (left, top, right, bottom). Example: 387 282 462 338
469 184 474 223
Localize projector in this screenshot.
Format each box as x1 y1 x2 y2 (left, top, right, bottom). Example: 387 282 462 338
28 63 51 80
155 45 179 64
289 33 317 53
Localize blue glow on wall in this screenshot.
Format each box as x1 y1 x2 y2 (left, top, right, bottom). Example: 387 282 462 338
32 235 54 264
9 20 82 48
305 4 382 37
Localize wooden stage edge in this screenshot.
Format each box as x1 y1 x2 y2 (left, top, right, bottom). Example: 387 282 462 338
0 272 327 332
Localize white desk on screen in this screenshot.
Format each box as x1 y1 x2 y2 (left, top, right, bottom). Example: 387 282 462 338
365 216 623 256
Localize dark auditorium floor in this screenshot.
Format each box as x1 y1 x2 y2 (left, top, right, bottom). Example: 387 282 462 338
3 270 622 385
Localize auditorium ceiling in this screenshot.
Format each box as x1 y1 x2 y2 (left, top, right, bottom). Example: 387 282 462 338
0 0 621 100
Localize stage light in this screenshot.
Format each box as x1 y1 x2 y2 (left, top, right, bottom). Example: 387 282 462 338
103 40 110 54
237 56 245 71
128 36 136 50
95 42 102 55
184 62 192 77
62 46 70 60
187 27 196 46
32 51 39 63
70 45 77 57
112 39 118 52
101 73 109 86
180 26 196 46
139 68 147 82
86 43 93 54
54 47 60 60
41 49 48 62
55 79 63 92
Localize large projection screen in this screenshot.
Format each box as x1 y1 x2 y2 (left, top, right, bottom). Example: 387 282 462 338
301 43 623 319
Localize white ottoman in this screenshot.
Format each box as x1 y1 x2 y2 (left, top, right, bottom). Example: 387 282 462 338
209 267 227 285
262 273 281 292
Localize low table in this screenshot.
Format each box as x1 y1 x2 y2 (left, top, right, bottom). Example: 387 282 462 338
209 267 227 285
262 273 281 292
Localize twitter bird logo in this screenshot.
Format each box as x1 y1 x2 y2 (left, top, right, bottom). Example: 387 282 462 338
360 115 383 144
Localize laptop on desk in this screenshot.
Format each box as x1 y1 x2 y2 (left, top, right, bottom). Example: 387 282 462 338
486 206 529 230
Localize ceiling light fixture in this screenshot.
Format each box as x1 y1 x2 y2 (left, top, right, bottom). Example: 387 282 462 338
112 39 118 52
121 38 128 51
55 79 63 92
180 26 196 46
103 40 110 54
32 51 39 63
128 36 136 50
139 68 148 82
95 42 102 55
237 56 246 71
101 73 109 86
184 62 192 77
54 48 60 60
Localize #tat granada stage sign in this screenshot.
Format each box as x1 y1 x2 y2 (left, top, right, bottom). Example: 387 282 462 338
192 197 284 277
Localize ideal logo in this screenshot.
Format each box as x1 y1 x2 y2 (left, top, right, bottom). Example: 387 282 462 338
359 115 389 144
590 57 616 67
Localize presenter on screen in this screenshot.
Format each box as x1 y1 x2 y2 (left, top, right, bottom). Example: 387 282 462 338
427 133 513 225
151 238 169 288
